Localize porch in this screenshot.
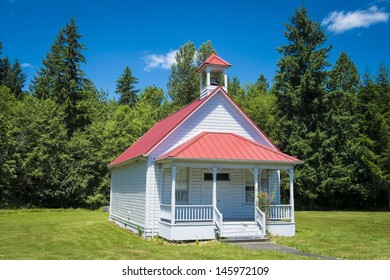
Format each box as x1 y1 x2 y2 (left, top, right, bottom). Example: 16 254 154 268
159 203 294 240
157 164 296 241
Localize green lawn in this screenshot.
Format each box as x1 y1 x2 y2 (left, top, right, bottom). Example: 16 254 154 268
0 209 388 260
0 209 306 260
273 211 390 259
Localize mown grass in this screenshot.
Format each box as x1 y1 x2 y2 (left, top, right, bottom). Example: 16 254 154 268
273 211 390 259
0 209 307 260
1 209 388 260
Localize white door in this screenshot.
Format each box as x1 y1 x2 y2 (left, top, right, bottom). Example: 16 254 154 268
217 180 232 219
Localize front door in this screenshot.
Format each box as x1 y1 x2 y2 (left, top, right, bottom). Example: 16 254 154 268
202 172 232 219
217 180 232 219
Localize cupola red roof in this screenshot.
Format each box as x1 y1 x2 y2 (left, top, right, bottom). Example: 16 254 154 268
196 53 232 72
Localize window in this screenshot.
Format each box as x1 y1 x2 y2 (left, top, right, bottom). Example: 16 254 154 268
245 170 255 204
203 173 230 181
245 185 254 204
176 168 189 204
261 171 269 193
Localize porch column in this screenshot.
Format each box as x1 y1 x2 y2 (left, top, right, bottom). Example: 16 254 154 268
200 73 203 91
289 168 295 223
212 166 217 209
206 67 211 87
253 167 259 219
171 165 176 224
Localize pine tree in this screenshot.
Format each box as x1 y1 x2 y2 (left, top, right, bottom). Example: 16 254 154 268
168 41 216 106
227 76 245 102
357 65 390 208
0 41 5 83
4 59 26 99
30 18 90 135
255 74 269 93
320 52 364 207
274 6 331 206
116 66 140 107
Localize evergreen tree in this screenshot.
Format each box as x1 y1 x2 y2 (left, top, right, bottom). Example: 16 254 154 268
228 76 245 102
320 52 364 208
30 18 90 135
357 66 390 208
3 59 26 99
274 6 331 207
0 56 10 86
168 41 216 106
116 66 140 107
0 41 5 83
255 74 269 93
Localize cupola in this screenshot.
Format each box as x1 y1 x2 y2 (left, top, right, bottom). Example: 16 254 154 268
196 53 231 99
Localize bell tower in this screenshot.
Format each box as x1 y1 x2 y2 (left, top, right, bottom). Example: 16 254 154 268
196 53 231 99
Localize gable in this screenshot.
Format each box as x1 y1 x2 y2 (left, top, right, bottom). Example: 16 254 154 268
109 87 278 167
149 89 276 158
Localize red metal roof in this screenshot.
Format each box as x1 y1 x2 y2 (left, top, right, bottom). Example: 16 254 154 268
109 86 281 167
157 132 302 164
196 53 232 72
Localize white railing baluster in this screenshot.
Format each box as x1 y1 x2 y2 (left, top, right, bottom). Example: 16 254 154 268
168 205 214 222
268 205 292 221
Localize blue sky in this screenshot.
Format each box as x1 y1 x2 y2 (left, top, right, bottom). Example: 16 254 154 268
1 0 390 99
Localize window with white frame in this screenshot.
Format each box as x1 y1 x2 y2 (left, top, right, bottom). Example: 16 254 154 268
175 168 189 204
261 171 269 193
245 170 255 204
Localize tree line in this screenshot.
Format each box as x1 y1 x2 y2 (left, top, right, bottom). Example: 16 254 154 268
0 8 389 209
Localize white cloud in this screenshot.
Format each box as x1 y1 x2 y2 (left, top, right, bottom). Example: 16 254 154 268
322 5 389 34
21 63 33 68
143 50 177 71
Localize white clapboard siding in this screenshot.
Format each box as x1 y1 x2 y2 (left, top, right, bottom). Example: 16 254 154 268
150 92 273 158
145 160 161 234
231 169 254 219
190 167 203 204
110 160 147 227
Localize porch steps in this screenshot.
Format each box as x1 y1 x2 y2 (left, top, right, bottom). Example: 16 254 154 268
221 221 265 239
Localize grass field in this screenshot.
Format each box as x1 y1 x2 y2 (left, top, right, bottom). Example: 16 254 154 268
0 209 388 260
273 211 390 260
0 209 306 260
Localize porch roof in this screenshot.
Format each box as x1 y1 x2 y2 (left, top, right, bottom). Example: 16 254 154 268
157 132 302 164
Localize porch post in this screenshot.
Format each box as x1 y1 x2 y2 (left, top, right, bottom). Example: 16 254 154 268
171 165 176 224
253 167 259 220
289 168 295 223
206 66 211 87
212 166 217 209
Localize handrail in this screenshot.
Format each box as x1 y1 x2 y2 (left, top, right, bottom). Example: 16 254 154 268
255 206 266 236
214 207 223 238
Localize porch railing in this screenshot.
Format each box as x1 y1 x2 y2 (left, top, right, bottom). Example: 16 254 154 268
255 206 266 235
176 205 213 221
214 207 223 237
268 205 291 220
160 204 172 221
160 204 213 223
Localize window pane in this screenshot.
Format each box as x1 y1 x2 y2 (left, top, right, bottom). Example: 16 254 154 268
176 168 188 204
245 185 254 203
203 173 230 181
